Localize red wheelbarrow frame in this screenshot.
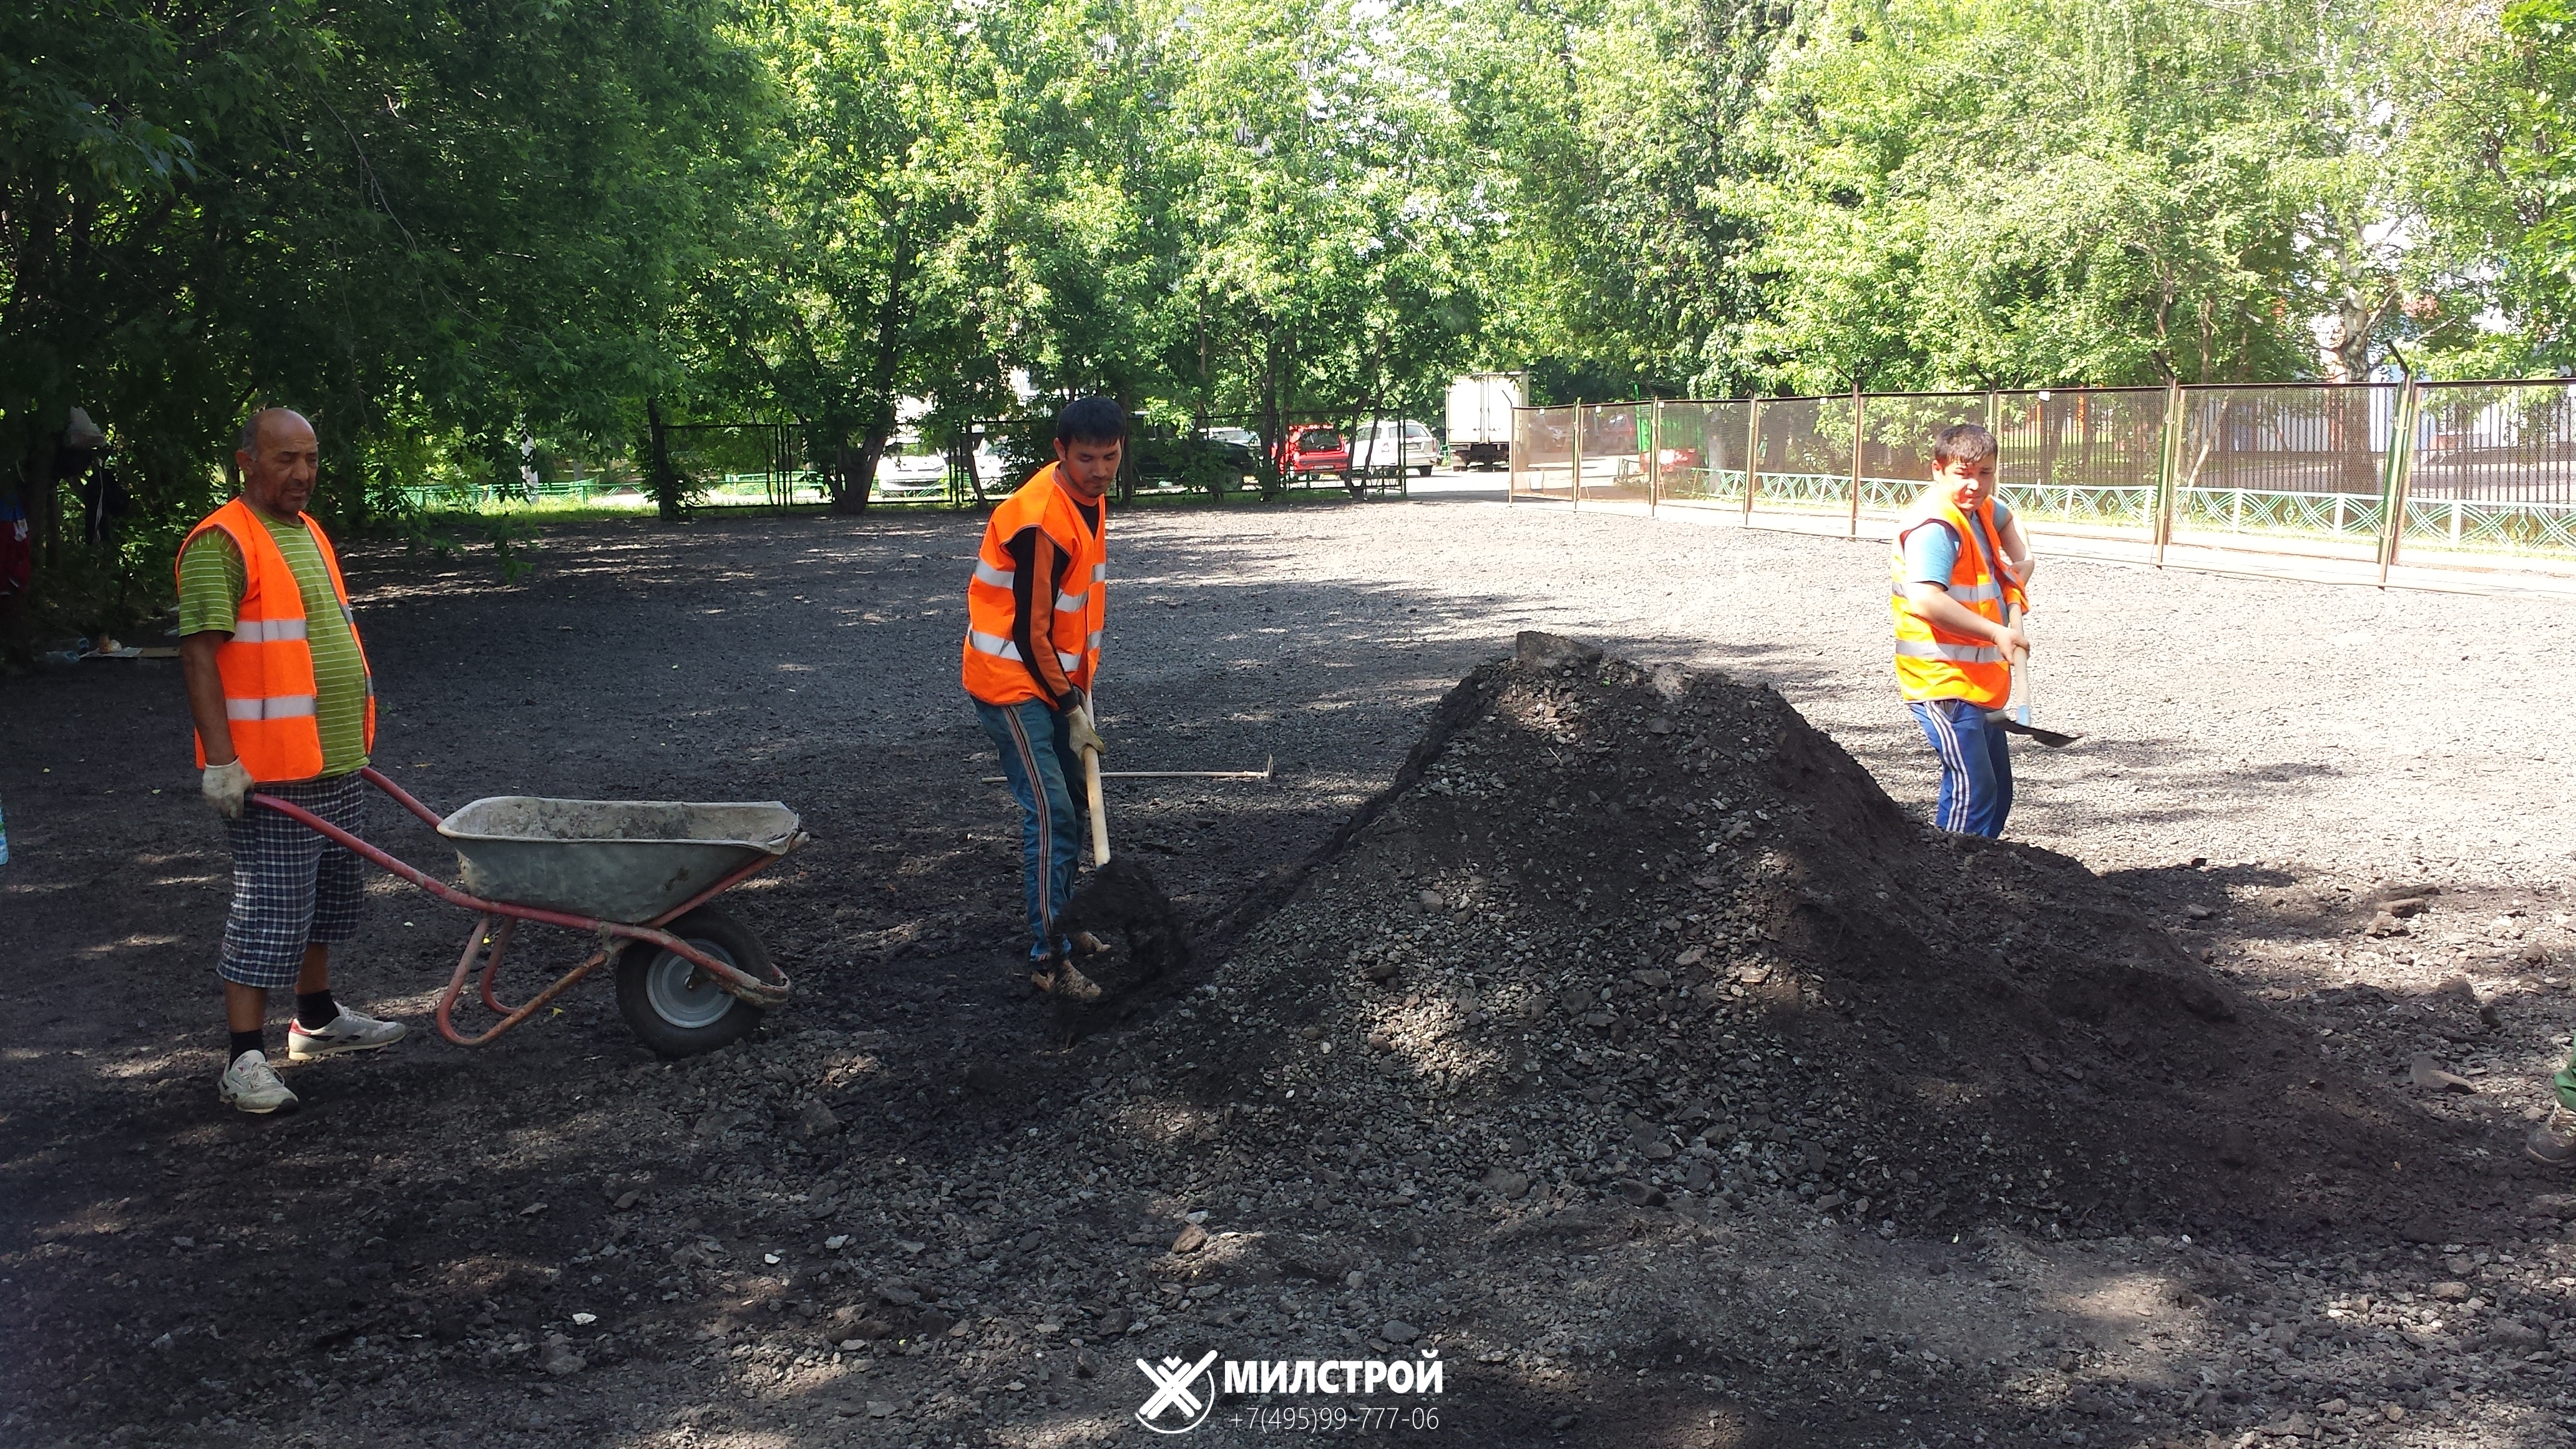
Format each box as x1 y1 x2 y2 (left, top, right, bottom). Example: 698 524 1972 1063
248 767 799 1046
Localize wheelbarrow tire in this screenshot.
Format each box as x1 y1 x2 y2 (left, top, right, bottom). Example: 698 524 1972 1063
615 907 773 1058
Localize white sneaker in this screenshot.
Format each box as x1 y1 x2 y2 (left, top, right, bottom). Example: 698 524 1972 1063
286 1007 409 1061
219 1050 300 1115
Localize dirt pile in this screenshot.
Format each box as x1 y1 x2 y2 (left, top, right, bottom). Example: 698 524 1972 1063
1099 633 2462 1245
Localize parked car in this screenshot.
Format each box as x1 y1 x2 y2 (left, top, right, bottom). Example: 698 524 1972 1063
1350 419 1440 477
1133 434 1262 491
1276 424 1350 479
1201 426 1262 451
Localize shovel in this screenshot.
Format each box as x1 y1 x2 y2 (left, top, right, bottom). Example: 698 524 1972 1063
1988 602 2080 748
1053 720 1193 999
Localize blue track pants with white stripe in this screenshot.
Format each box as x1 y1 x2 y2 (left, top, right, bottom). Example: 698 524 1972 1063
975 696 1088 962
1907 696 2013 837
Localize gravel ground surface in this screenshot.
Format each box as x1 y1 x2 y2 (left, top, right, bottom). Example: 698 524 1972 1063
6 492 2576 1449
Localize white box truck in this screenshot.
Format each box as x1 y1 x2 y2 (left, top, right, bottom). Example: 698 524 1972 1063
1445 373 1523 469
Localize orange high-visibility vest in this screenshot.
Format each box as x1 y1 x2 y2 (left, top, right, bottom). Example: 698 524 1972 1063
177 497 377 781
1890 487 2024 708
960 463 1106 707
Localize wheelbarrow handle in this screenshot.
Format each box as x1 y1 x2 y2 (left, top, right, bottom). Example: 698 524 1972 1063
361 766 447 829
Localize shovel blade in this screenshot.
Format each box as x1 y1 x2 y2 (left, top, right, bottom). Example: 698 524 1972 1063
1060 855 1194 986
1993 717 2081 748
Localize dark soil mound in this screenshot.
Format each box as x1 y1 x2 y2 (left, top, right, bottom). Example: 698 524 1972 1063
1060 854 1194 990
1125 633 2462 1243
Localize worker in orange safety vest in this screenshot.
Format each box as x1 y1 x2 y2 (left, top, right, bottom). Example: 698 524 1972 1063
1890 421 2032 837
177 407 407 1116
962 398 1123 1001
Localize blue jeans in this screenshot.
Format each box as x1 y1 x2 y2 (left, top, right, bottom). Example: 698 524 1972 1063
1908 697 2012 837
975 697 1086 962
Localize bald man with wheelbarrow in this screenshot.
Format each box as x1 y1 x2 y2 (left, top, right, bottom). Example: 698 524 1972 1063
178 408 407 1116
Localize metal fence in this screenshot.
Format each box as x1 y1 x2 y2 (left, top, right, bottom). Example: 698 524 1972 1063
1509 378 2576 570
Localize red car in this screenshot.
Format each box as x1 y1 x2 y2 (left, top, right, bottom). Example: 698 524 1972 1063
1276 424 1350 479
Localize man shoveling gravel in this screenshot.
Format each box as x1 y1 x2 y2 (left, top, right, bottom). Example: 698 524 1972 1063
1890 422 2035 838
962 398 1123 1002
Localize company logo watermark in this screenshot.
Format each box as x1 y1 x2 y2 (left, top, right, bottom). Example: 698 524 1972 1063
1134 1351 1221 1434
1133 1348 1447 1434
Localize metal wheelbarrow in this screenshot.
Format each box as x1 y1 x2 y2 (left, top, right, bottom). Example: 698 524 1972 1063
250 767 809 1056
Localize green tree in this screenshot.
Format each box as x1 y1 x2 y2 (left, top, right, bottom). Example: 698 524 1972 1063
700 0 1022 512
2 0 762 630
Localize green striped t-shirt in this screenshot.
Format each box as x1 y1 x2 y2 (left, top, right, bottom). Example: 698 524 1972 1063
178 512 371 778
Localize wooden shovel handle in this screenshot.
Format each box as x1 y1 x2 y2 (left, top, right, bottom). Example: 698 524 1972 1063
1083 745 1110 866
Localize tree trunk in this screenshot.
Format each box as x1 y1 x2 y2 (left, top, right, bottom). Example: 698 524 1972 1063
2315 295 2374 384
2316 295 2381 494
839 222 913 517
646 397 683 521
1258 323 1287 500
1115 398 1137 506
1356 323 1387 497
838 430 886 515
827 439 863 512
961 431 990 506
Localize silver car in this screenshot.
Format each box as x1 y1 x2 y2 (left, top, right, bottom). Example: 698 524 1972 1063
1349 419 1439 477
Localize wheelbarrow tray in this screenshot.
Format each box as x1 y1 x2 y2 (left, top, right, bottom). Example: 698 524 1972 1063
437 796 802 925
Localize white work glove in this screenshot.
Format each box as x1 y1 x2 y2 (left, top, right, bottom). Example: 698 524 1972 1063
1063 695 1108 758
202 759 254 819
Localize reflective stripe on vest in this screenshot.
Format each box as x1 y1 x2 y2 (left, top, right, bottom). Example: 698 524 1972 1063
973 560 1014 590
967 628 1083 674
1888 580 2003 604
1895 638 2004 663
233 617 310 643
225 694 319 720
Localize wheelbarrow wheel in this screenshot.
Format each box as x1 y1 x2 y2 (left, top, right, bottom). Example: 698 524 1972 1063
615 907 773 1057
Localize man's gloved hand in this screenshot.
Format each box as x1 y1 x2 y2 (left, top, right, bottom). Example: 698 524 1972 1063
202 759 255 819
1063 693 1108 759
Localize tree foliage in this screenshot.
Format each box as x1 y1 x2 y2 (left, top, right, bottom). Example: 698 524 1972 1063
4 0 2570 638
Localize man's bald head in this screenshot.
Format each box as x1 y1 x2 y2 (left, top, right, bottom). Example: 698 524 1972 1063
235 409 320 520
238 408 314 462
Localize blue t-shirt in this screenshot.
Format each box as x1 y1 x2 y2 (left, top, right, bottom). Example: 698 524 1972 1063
1901 499 2014 584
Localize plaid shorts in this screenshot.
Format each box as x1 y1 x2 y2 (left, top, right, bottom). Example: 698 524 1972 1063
220 773 368 988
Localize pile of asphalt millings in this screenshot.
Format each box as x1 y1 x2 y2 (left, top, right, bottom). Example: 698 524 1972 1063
1077 632 2471 1248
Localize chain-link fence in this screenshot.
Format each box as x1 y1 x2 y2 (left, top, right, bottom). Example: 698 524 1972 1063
1651 399 1750 512
1511 379 2576 571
